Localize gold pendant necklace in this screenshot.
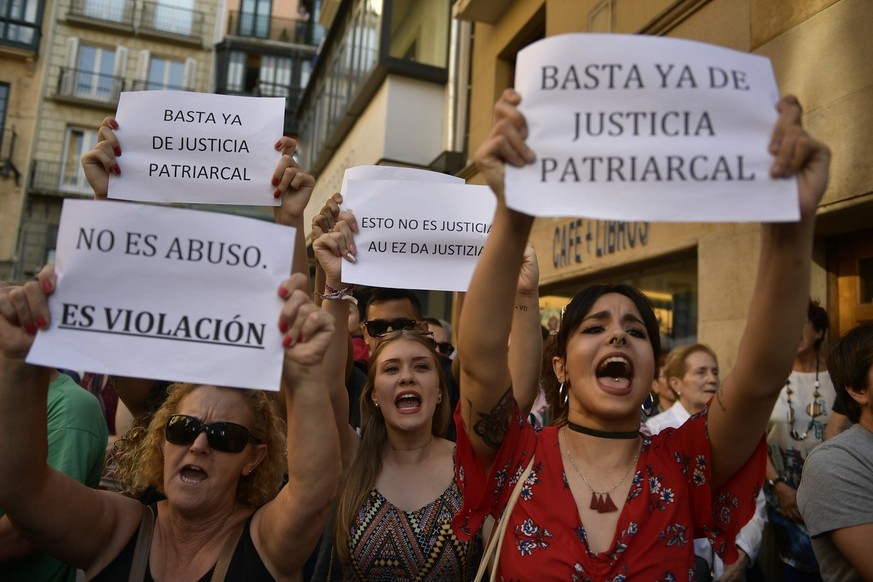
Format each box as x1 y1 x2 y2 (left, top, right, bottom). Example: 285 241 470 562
785 360 824 441
561 427 641 514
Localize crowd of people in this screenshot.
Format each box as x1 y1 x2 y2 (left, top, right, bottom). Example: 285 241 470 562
0 81 871 582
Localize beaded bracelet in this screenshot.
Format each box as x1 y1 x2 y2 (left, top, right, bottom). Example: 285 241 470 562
315 284 357 304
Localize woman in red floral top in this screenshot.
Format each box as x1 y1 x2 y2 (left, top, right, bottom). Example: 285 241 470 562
453 88 830 581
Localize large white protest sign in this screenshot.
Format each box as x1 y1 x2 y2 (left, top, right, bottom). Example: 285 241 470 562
506 34 797 222
27 200 295 391
110 91 285 205
340 179 495 292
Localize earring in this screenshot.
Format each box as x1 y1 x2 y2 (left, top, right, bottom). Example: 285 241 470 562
641 393 655 417
373 400 379 408
437 395 442 404
558 382 568 407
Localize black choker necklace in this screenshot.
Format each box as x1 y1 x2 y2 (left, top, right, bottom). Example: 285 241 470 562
566 421 639 439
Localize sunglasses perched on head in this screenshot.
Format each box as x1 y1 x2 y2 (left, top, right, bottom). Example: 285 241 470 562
363 318 421 337
165 414 252 453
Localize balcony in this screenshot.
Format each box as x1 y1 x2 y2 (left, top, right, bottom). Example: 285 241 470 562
226 11 324 47
0 13 42 53
129 79 189 91
55 67 124 108
139 1 205 45
29 158 93 198
68 0 134 29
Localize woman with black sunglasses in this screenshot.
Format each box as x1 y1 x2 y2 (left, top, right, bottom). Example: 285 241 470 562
0 271 341 581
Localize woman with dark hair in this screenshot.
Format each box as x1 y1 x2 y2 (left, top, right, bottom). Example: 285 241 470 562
453 89 830 579
765 299 835 580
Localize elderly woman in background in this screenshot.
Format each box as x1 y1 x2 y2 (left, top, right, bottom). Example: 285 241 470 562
0 270 341 580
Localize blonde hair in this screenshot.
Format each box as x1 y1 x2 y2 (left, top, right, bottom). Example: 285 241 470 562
334 331 450 566
112 383 287 507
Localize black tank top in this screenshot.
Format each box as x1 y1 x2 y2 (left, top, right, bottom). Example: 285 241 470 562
92 504 274 581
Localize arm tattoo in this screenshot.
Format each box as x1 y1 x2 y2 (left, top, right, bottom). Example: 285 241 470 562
514 304 529 312
715 386 727 412
473 387 514 449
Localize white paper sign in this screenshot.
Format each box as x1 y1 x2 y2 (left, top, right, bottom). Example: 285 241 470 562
27 200 295 391
341 180 496 292
110 91 285 206
340 165 464 196
506 34 797 222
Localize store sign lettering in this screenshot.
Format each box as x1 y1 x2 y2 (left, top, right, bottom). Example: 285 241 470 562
552 219 649 269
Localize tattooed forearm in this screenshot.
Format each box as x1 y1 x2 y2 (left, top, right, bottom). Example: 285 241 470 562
715 386 727 412
473 387 514 449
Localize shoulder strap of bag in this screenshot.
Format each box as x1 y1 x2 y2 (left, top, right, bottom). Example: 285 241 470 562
128 504 155 582
474 454 536 582
210 519 247 582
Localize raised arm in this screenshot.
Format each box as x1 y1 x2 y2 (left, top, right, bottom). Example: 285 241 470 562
311 206 362 468
509 242 543 415
0 273 143 574
459 89 537 469
271 138 314 279
254 272 342 577
707 96 830 489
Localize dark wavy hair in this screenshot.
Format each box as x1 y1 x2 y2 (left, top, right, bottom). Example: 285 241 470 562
544 284 661 425
826 323 873 423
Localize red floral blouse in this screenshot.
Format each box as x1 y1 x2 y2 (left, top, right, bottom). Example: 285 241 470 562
452 402 765 581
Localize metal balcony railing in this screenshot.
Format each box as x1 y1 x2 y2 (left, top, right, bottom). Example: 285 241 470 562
29 158 93 196
69 0 134 27
129 79 188 91
56 67 125 104
140 1 205 39
227 11 324 46
0 14 42 52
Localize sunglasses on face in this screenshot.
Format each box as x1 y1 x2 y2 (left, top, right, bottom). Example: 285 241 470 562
165 414 252 453
364 318 421 337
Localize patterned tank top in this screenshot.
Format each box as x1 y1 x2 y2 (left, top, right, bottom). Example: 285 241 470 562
347 477 481 581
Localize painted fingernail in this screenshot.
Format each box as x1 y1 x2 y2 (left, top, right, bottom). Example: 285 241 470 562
110 119 119 129
278 287 289 298
273 189 281 199
282 335 293 348
41 279 52 294
25 324 37 334
271 177 279 187
343 252 357 264
35 317 47 328
279 320 288 333
114 147 122 157
114 165 121 176
275 140 283 150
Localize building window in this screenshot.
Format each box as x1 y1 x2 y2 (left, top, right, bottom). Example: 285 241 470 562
0 0 41 47
80 0 128 24
147 57 185 90
72 44 116 100
60 127 98 194
147 0 195 36
239 0 271 38
387 0 449 68
258 55 292 97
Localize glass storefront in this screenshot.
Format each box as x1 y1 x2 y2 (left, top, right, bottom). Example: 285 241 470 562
540 256 698 352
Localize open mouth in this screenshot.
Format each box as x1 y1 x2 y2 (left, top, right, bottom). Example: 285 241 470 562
395 392 422 413
595 356 634 392
180 465 208 484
